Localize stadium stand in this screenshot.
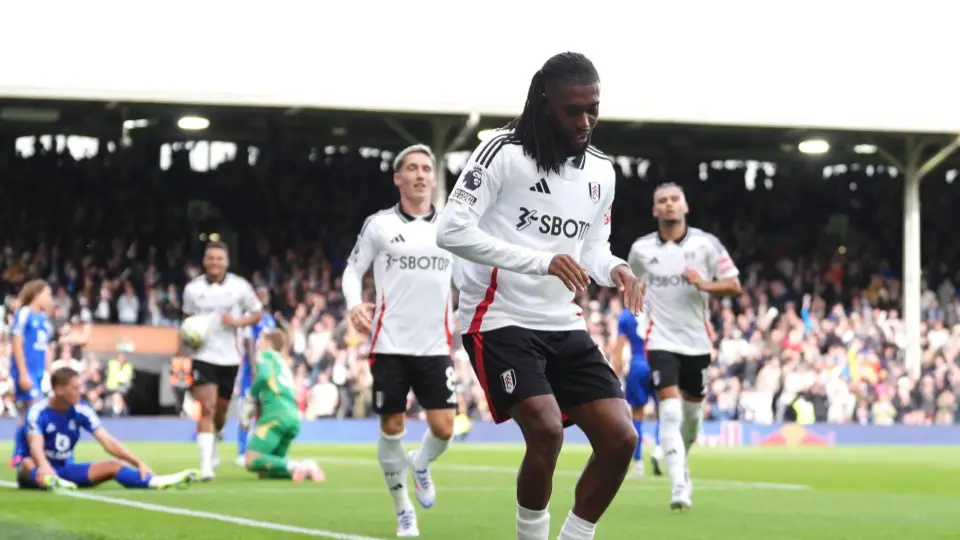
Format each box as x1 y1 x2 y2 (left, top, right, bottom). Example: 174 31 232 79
0 143 957 426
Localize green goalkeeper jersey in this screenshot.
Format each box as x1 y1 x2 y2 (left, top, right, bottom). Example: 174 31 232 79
250 350 299 423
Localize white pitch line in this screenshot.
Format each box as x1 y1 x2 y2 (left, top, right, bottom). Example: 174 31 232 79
0 480 388 540
308 456 812 491
97 482 807 496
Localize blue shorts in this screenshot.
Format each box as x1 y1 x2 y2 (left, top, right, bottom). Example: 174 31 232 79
18 462 93 489
12 375 44 408
625 360 655 409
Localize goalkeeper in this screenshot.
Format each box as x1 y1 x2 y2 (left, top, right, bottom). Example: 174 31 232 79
241 329 325 483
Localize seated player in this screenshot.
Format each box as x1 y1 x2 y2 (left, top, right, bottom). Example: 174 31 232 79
17 366 199 491
242 329 324 483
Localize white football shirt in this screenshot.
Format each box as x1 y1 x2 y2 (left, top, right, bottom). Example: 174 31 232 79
627 227 739 356
182 273 262 366
437 129 626 334
341 204 454 357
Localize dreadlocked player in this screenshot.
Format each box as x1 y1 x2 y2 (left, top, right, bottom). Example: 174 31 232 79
436 52 644 540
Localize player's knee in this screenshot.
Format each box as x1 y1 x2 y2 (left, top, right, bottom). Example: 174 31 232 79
379 413 405 436
244 453 259 469
528 422 564 457
608 423 639 461
659 397 683 425
658 385 681 401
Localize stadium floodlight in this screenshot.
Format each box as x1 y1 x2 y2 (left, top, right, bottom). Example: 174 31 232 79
854 144 877 155
178 116 210 131
477 129 496 141
798 139 829 155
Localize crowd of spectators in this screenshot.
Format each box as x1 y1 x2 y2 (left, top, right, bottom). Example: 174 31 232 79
1 138 959 426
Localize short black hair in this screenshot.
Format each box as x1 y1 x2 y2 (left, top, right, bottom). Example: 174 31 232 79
506 52 600 174
51 367 78 388
205 241 228 254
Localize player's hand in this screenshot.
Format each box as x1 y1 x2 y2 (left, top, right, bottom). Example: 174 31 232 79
348 303 376 333
137 462 154 480
18 377 34 393
549 255 590 292
612 264 645 314
682 267 704 290
37 464 56 481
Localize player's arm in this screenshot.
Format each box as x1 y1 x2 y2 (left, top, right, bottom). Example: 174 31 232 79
695 235 742 297
92 428 148 469
611 334 629 377
84 407 148 472
341 217 380 311
436 142 554 276
25 406 54 475
580 181 628 288
10 310 30 387
177 284 198 355
228 280 263 328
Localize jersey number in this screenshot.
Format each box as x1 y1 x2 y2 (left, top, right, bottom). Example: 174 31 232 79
35 330 49 351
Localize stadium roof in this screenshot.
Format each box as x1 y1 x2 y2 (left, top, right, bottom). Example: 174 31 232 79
2 99 958 169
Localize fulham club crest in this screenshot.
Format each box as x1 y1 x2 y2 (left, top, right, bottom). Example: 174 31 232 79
500 369 517 394
588 182 601 203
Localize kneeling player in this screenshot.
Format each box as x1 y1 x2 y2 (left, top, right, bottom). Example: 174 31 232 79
17 367 198 491
242 330 324 483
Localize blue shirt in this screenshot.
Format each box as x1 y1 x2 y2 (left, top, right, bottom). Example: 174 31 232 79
10 307 51 382
24 399 102 466
241 313 277 382
617 309 647 363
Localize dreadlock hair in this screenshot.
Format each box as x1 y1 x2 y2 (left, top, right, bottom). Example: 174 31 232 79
506 52 600 175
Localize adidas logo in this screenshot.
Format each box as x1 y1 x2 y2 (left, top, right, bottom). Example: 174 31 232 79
529 178 551 194
390 234 406 243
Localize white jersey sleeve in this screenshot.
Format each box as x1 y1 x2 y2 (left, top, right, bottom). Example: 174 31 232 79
182 284 199 317
342 214 382 311
706 234 739 281
436 141 554 277
579 178 626 288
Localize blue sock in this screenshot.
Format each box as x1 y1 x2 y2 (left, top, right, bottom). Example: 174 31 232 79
237 423 248 456
632 419 643 461
28 468 39 484
12 425 23 459
654 419 661 446
115 466 152 489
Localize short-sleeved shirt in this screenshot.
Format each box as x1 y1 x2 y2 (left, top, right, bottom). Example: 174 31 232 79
24 399 102 467
627 228 739 355
182 273 261 366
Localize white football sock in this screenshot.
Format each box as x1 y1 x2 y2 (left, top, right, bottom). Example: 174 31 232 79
557 510 596 540
197 432 215 471
378 431 413 512
413 430 451 469
658 398 687 488
517 504 550 540
681 400 703 455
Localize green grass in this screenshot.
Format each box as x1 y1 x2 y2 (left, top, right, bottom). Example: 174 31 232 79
0 441 957 539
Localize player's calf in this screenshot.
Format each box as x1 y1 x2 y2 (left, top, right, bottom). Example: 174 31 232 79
564 397 637 529
408 409 454 510
510 396 564 540
244 450 313 481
